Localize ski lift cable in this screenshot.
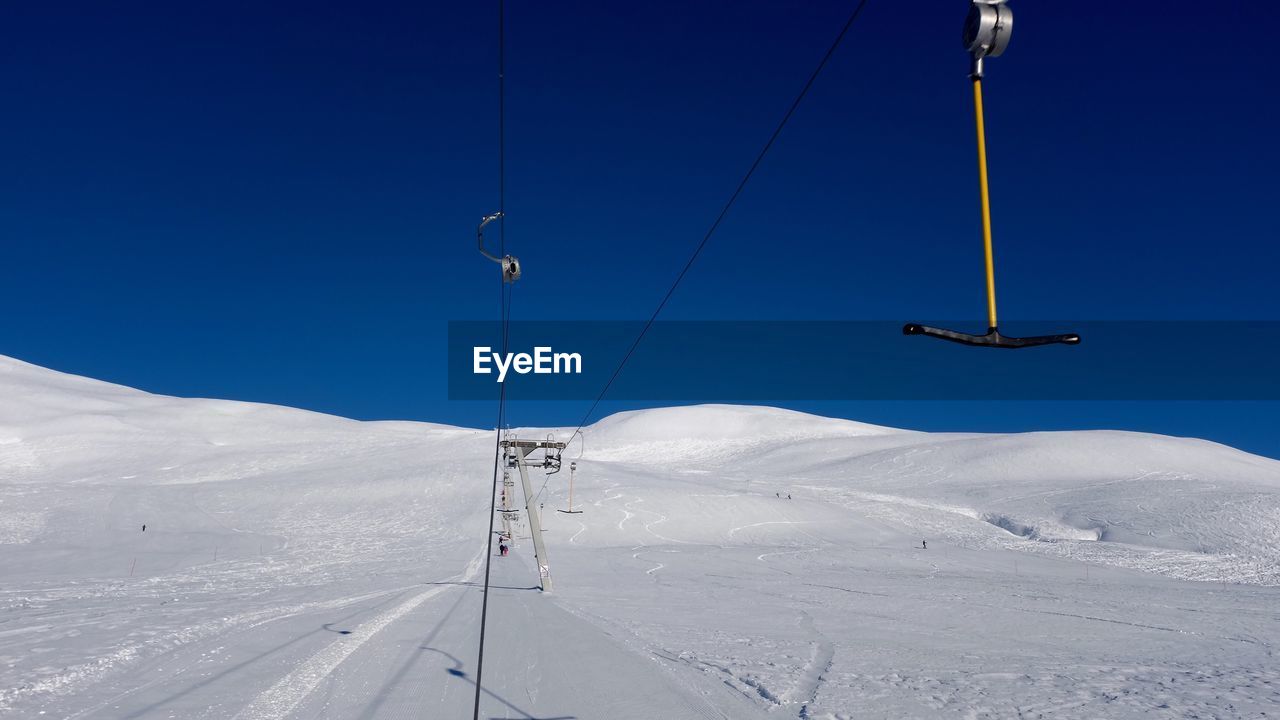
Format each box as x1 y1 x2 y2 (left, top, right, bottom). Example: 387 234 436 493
560 0 872 450
473 1 509 717
472 289 507 720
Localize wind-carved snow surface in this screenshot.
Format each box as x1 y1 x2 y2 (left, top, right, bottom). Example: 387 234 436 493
1 355 1279 718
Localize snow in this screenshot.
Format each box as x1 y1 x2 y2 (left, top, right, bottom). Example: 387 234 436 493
1 353 1279 718
574 404 902 464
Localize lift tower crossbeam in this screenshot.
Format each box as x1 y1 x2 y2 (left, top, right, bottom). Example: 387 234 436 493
500 438 566 592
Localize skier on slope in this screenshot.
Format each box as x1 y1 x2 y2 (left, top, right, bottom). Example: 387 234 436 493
922 539 927 550
499 542 508 557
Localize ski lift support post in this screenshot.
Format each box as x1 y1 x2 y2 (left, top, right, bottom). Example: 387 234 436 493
501 437 566 591
904 0 1080 349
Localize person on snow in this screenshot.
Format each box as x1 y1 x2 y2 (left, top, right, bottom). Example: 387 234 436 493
499 542 508 557
922 539 927 550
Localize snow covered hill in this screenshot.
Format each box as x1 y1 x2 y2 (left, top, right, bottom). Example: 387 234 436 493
557 403 1280 584
2 354 1278 718
573 404 904 463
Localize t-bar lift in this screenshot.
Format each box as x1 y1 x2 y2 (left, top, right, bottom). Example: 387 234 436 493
904 0 1080 348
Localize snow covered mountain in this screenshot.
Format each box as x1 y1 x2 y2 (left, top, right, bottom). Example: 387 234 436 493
561 401 1280 583
2 354 1278 718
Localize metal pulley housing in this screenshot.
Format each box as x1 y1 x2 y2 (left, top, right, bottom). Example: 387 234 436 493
501 255 521 283
963 0 1013 59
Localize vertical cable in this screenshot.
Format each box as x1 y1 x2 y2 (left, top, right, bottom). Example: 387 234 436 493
472 1 506 718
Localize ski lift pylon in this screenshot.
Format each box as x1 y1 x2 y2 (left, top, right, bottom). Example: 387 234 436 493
905 0 1079 349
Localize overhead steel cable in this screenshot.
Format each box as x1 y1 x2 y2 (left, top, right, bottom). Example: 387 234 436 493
472 0 508 718
563 0 872 446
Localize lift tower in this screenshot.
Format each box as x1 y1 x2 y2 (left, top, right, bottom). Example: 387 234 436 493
499 468 518 542
500 437 565 592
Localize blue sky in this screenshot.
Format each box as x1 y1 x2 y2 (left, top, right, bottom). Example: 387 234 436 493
1 2 1278 456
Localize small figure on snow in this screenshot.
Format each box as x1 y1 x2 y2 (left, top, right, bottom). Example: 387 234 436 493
499 542 509 557
922 539 927 550
142 524 146 532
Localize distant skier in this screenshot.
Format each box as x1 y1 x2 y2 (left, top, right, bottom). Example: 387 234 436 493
142 524 146 532
787 494 791 500
922 539 927 550
499 542 508 557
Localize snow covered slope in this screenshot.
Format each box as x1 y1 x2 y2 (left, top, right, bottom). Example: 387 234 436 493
575 404 903 463
0 353 457 488
559 403 1280 584
2 354 1279 719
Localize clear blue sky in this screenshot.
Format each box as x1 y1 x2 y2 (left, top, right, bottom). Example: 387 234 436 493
2 2 1278 456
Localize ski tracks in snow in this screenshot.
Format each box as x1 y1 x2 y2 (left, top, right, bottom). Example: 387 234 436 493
631 498 694 545
727 520 812 540
599 487 694 545
232 544 486 720
617 492 692 578
787 613 834 718
54 585 430 720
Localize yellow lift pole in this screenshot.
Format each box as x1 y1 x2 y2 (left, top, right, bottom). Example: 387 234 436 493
973 75 999 331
